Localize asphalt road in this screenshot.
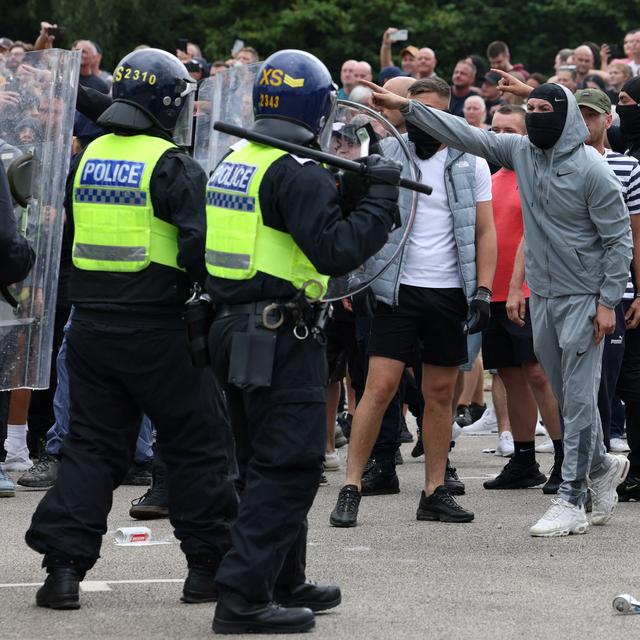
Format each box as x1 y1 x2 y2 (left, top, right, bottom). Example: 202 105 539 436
1 426 638 640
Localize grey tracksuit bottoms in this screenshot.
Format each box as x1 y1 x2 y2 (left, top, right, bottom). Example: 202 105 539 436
529 292 610 505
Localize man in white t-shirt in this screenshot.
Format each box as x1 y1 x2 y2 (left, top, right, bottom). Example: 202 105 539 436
330 77 496 527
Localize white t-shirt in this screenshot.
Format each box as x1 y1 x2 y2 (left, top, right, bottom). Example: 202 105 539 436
400 148 492 288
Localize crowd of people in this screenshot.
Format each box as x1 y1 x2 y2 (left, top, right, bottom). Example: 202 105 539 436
1 19 640 635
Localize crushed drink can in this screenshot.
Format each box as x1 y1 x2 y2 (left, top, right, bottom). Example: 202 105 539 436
114 527 151 544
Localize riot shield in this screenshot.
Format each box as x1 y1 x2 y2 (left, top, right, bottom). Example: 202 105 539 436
0 49 80 390
194 66 418 301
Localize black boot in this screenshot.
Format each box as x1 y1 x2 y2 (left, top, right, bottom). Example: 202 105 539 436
36 567 82 610
274 581 341 612
129 455 169 519
213 591 315 634
182 555 219 603
361 457 400 496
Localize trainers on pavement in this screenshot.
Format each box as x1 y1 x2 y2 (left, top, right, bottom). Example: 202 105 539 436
330 484 361 527
468 402 487 423
323 451 340 472
361 461 399 496
542 459 563 494
535 422 548 437
530 498 588 537
617 475 640 502
17 453 60 489
411 438 424 458
416 485 474 522
463 407 498 435
445 460 465 495
2 446 32 472
484 459 546 490
334 425 348 449
535 438 554 454
494 431 514 457
588 454 630 525
454 404 472 427
399 416 414 443
0 466 15 497
610 438 630 453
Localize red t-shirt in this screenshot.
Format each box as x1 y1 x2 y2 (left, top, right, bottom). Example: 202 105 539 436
491 168 530 302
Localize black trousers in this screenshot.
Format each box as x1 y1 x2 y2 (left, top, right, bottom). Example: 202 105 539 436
0 391 8 462
617 301 640 476
597 303 625 450
209 314 326 603
26 311 236 571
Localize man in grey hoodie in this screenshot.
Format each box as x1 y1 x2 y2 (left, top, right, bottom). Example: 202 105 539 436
361 75 632 537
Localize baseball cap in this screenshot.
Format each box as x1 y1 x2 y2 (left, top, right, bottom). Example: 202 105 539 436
400 45 419 58
483 72 501 86
575 89 611 114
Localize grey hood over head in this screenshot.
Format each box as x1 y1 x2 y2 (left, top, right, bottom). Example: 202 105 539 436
401 85 632 309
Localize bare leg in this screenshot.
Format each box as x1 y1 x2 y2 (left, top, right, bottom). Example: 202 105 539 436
325 381 341 454
491 374 511 434
498 367 538 441
422 364 460 495
345 373 356 415
458 357 481 406
522 362 562 440
471 358 485 405
343 357 405 489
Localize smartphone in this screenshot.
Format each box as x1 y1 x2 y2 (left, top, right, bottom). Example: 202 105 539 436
177 38 189 53
389 29 408 43
231 39 245 56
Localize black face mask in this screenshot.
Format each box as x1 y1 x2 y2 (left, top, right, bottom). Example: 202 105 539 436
525 84 568 150
617 105 640 143
406 121 441 160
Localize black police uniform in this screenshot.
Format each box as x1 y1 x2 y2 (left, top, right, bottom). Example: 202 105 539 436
207 153 398 604
25 130 236 580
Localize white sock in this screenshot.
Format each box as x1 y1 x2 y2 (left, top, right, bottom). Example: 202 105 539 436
5 424 28 456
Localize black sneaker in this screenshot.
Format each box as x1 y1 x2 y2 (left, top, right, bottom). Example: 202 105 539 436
337 412 352 441
454 404 472 427
129 457 168 519
395 449 404 465
542 459 563 495
445 459 465 495
416 485 474 522
617 475 640 502
329 485 361 527
468 402 487 423
399 416 414 443
484 459 547 490
17 453 60 489
361 461 400 496
411 437 424 458
122 461 152 486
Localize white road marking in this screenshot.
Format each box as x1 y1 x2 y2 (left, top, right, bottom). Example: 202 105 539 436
80 581 112 592
0 578 184 590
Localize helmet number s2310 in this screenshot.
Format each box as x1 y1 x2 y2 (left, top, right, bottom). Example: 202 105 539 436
114 66 157 85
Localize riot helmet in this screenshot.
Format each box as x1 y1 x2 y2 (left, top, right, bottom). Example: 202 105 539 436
252 49 336 146
98 48 196 146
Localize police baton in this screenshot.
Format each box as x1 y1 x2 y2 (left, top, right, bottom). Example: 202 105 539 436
212 121 433 196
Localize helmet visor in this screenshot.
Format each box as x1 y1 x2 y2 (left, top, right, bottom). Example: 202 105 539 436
318 90 338 151
172 79 197 147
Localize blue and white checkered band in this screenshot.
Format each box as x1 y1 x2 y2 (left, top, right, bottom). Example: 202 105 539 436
206 190 256 212
74 187 148 206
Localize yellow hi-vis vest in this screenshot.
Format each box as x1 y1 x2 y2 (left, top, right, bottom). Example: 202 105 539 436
205 142 329 299
72 133 184 272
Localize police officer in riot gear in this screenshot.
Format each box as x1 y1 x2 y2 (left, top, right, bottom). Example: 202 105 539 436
206 49 402 634
26 49 236 611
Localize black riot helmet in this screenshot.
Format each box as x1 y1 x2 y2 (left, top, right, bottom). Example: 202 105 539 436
98 48 197 145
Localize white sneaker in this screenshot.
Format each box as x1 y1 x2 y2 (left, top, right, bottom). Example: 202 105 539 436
610 438 630 453
535 421 548 437
2 447 33 472
451 421 463 441
463 408 498 435
494 431 514 457
323 451 341 472
530 498 589 537
535 438 554 454
589 454 630 525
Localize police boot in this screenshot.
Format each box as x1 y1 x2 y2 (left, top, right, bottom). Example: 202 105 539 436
181 555 219 604
361 456 400 496
274 581 341 612
213 591 315 634
129 455 169 519
36 567 83 610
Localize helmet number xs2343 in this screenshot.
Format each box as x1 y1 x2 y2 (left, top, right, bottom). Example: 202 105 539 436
114 66 157 85
259 93 280 109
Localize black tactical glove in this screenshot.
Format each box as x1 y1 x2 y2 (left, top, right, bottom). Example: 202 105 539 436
363 154 402 202
466 287 491 334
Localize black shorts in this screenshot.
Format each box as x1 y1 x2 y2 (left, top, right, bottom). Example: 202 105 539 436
482 300 537 369
368 285 468 366
325 318 358 384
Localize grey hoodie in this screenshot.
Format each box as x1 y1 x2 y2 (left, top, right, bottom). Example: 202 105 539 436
402 85 632 309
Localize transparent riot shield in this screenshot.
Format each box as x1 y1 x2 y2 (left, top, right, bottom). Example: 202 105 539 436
193 67 418 301
0 49 80 390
